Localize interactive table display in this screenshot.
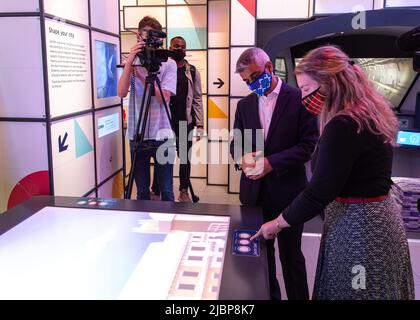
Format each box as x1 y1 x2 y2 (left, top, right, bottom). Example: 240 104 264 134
0 196 269 300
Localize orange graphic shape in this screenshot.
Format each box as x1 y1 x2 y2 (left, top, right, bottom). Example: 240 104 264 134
112 172 124 198
208 99 228 119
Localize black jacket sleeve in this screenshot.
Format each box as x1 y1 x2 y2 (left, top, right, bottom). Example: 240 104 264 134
282 116 362 226
230 100 244 164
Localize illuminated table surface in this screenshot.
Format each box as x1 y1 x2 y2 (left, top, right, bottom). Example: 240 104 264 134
0 196 269 300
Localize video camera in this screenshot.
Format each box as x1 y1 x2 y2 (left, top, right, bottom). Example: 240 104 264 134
397 26 420 72
137 28 173 73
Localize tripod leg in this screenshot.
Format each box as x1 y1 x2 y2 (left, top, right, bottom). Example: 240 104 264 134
125 80 153 200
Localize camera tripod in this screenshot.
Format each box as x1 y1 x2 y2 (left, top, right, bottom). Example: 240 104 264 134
124 68 200 203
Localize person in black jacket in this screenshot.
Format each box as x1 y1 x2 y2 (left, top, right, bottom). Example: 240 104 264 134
251 45 415 300
230 47 319 300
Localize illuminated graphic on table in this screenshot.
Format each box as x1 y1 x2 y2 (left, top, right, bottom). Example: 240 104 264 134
0 207 230 300
95 40 118 99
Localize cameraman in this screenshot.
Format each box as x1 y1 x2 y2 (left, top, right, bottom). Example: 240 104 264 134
118 16 177 201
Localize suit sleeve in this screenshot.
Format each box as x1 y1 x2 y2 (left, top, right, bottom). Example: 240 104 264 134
282 116 362 226
266 103 319 176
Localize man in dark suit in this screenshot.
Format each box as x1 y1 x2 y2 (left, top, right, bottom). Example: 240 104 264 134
230 48 318 300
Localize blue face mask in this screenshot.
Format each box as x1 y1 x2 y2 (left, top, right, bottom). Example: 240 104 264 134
247 70 273 96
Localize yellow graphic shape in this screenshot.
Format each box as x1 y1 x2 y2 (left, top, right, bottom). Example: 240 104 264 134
208 99 228 119
112 172 124 198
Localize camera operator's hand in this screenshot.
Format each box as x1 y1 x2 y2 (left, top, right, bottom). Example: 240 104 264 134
196 127 204 142
127 40 145 66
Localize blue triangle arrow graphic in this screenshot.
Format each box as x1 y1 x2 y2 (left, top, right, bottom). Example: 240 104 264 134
74 120 93 158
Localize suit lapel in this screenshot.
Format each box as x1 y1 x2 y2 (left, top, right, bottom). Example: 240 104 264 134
265 83 291 147
250 93 261 130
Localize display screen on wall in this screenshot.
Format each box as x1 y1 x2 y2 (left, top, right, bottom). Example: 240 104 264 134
295 57 417 108
92 32 121 108
95 41 118 99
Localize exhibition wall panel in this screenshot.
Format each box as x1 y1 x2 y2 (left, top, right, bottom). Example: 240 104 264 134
90 0 120 35
121 32 137 53
0 1 123 207
0 17 45 118
51 113 96 197
45 19 92 118
208 96 229 141
208 142 229 185
314 0 375 14
123 6 166 30
231 0 256 46
0 122 49 213
97 171 124 198
0 0 39 12
167 5 207 50
257 0 311 19
385 0 420 7
44 0 89 25
120 0 137 10
141 0 166 5
208 49 229 96
208 0 229 48
95 107 123 185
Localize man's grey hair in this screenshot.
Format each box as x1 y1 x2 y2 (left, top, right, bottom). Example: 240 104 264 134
235 47 270 73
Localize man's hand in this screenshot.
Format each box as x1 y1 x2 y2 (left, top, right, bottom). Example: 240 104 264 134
241 151 260 173
241 151 273 180
196 127 204 141
126 38 145 66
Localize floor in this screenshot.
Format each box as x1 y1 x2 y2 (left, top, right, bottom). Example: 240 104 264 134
134 178 420 300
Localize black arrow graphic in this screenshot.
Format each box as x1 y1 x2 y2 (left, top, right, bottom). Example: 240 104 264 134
58 133 69 153
213 78 225 89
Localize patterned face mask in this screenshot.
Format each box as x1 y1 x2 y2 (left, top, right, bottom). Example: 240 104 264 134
301 87 327 115
247 70 273 96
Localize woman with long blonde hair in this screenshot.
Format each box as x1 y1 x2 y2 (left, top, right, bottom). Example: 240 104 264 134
252 45 414 299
